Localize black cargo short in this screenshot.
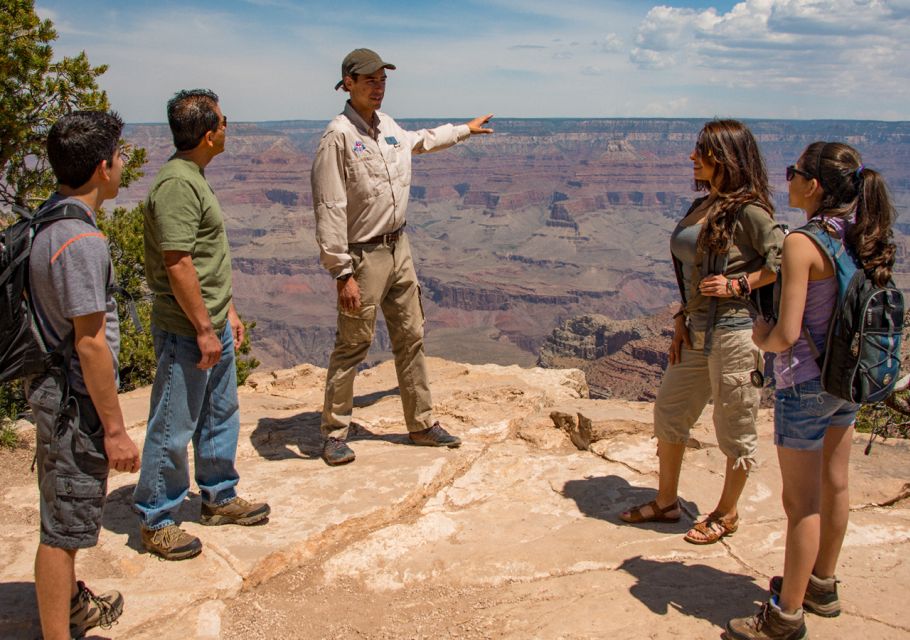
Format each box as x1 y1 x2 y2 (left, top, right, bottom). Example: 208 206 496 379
27 374 109 549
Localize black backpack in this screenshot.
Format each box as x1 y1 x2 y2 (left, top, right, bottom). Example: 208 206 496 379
0 202 95 384
792 218 904 404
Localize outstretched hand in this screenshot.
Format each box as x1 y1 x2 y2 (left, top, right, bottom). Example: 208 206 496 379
466 114 494 135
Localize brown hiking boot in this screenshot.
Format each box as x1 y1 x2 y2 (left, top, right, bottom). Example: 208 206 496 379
70 580 123 639
409 422 461 448
322 437 356 466
141 523 203 561
725 601 808 640
770 574 841 617
201 496 270 526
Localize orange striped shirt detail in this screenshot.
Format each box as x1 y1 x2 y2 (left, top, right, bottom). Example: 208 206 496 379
49 232 107 265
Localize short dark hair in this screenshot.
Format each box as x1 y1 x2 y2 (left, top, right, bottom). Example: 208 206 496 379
167 89 220 151
46 111 123 189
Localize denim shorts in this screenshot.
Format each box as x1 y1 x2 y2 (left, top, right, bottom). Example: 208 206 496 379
28 374 109 549
774 377 860 451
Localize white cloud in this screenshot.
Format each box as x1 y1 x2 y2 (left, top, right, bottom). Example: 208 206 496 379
600 33 624 53
630 0 910 110
37 0 909 120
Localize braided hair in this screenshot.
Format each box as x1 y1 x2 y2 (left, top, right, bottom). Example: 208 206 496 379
797 142 896 287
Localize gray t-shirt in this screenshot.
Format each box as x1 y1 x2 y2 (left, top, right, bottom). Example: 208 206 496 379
29 195 120 394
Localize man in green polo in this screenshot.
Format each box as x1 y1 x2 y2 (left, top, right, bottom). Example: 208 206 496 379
134 89 270 560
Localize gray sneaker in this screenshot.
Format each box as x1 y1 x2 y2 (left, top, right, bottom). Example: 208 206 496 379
322 437 356 466
70 580 123 639
725 601 808 640
770 574 840 617
140 523 203 561
409 422 462 448
201 496 270 526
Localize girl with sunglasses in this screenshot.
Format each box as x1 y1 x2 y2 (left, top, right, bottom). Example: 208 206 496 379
620 120 784 545
724 143 897 639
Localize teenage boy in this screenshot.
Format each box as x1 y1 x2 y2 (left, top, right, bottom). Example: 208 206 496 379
29 110 141 640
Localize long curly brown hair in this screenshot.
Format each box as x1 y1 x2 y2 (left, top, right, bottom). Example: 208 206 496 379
797 141 896 287
694 120 775 254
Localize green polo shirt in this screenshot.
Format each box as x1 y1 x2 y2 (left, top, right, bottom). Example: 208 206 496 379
144 157 232 336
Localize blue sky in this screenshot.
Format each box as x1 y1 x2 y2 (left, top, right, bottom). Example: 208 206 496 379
37 0 910 122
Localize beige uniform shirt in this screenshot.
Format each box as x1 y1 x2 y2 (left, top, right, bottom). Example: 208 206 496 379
312 101 471 277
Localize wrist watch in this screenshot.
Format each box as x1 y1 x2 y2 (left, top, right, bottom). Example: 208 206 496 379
336 273 353 282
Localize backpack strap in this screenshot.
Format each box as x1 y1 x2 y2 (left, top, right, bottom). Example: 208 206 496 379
31 201 95 230
787 218 854 366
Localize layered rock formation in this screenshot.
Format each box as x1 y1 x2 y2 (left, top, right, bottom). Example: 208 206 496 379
116 119 910 385
538 309 673 400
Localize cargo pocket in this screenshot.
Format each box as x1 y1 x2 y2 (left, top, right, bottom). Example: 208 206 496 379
720 371 754 407
338 304 377 345
54 474 106 534
719 370 759 428
718 370 759 465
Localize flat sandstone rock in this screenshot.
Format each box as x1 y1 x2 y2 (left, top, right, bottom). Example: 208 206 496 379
0 358 907 639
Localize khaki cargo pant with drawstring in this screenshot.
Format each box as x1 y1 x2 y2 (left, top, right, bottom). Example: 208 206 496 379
653 326 760 469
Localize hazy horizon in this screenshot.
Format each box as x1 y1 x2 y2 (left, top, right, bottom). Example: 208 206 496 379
125 115 910 126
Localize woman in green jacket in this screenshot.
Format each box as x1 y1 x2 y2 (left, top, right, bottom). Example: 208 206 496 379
620 119 784 544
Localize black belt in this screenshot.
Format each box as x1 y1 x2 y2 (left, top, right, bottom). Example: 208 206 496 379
350 223 406 247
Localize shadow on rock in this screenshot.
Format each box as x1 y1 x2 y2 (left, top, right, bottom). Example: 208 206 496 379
619 555 767 628
102 484 205 551
353 386 400 408
562 475 698 533
0 581 39 639
251 410 322 460
251 389 416 461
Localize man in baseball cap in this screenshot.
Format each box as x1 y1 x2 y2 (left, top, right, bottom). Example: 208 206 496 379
333 48 396 90
311 48 493 466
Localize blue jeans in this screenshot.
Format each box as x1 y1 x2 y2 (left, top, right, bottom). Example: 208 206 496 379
133 324 240 529
774 377 860 451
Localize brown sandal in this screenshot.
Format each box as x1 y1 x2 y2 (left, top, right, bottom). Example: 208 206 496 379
683 511 739 544
619 499 681 524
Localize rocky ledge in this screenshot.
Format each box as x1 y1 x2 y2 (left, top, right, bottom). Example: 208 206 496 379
1 358 908 639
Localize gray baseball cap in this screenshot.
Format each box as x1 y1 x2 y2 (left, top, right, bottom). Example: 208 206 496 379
334 48 396 90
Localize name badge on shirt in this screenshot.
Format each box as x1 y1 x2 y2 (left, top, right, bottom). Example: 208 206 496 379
384 136 399 146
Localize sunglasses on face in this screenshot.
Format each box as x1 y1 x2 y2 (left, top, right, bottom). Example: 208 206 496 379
694 142 713 158
786 165 813 182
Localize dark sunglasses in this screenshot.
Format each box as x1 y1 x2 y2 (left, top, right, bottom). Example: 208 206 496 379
694 141 713 158
786 165 813 182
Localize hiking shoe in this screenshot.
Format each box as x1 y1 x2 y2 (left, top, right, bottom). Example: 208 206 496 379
70 580 123 639
141 523 202 561
409 422 462 448
724 600 808 640
201 496 270 526
322 437 356 466
770 574 841 617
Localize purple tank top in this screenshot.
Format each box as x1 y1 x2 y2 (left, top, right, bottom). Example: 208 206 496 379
773 217 847 389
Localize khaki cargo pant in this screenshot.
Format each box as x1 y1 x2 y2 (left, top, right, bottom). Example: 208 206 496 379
653 326 760 469
322 233 433 439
